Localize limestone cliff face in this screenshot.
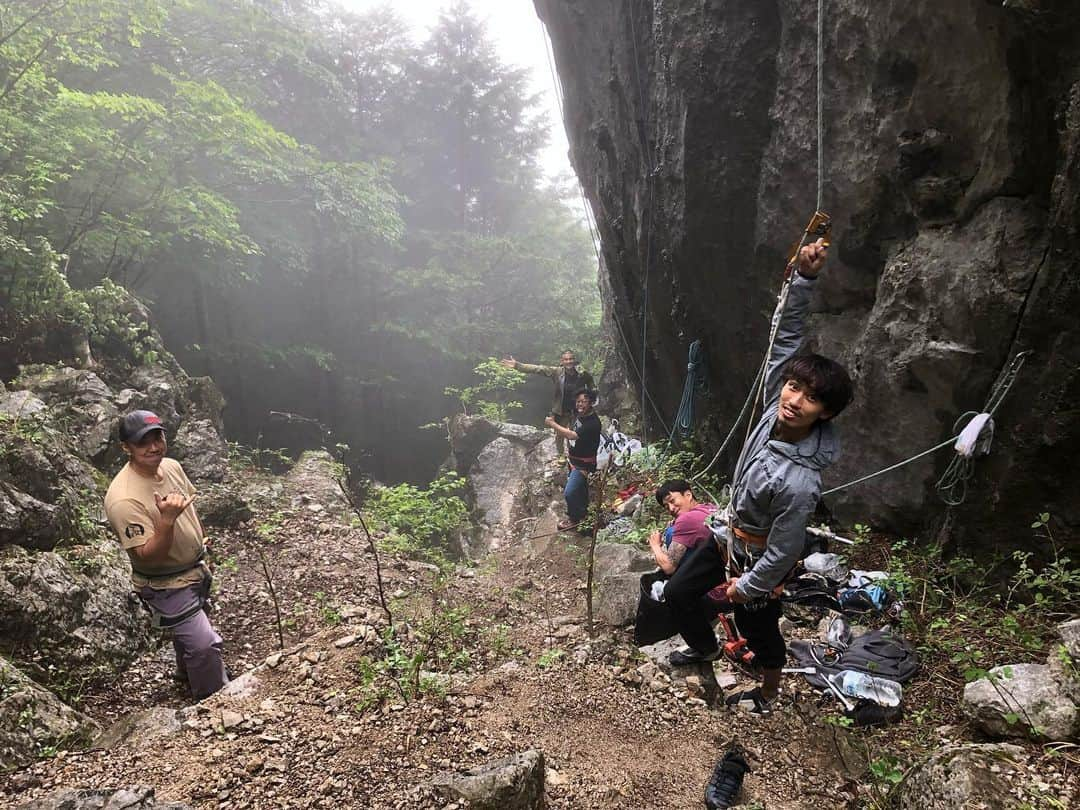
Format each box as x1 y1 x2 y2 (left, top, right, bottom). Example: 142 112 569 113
535 0 1079 549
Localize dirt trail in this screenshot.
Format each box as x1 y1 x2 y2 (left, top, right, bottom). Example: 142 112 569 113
4 468 901 809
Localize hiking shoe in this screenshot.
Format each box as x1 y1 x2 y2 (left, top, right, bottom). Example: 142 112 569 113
703 745 751 809
724 687 777 716
669 646 722 666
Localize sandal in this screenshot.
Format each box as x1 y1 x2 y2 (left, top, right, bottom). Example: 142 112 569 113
557 518 580 531
724 687 778 716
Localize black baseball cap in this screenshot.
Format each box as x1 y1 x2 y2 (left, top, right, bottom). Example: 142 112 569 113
119 410 166 443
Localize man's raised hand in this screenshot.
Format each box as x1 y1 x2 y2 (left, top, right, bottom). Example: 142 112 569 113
797 238 828 278
154 491 195 522
499 356 516 369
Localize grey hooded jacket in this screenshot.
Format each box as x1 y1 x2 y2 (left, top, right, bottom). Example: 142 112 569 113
728 272 841 601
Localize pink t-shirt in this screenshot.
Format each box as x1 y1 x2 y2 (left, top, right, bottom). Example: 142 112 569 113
664 503 728 604
669 503 718 550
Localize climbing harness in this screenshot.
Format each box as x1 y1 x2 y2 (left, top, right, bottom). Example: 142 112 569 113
136 565 212 629
130 547 207 581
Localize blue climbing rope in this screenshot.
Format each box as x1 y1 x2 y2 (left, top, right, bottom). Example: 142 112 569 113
669 340 707 444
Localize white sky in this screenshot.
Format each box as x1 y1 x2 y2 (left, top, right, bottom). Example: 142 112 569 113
338 0 572 182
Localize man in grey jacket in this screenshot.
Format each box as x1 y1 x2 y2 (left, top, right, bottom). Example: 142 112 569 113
664 238 853 715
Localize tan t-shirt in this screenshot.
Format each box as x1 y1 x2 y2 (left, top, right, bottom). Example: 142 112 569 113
104 457 205 590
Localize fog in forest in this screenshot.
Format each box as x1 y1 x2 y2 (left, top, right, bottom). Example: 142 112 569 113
1 0 601 484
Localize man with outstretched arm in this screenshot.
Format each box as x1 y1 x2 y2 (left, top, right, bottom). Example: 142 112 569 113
663 238 853 715
546 389 602 531
501 350 595 458
104 410 229 700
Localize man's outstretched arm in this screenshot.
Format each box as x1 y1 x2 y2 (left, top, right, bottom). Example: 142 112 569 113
762 239 827 405
500 356 556 377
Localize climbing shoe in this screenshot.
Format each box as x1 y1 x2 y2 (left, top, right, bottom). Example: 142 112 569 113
724 687 777 716
669 646 721 666
703 744 751 809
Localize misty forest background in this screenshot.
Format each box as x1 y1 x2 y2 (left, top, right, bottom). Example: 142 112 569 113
0 0 602 483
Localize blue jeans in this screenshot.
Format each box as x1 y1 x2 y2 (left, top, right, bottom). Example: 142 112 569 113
564 467 590 522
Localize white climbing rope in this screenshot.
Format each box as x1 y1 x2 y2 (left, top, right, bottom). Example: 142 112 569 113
695 1 829 479
817 0 825 211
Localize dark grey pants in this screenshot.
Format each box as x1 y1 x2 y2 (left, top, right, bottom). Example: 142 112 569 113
138 576 228 700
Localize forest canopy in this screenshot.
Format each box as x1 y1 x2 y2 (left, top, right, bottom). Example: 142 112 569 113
0 0 601 482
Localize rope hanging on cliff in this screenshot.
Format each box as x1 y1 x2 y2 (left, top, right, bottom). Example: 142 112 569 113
668 340 708 444
627 2 661 443
817 0 825 210
693 0 831 477
538 18 671 437
691 212 832 481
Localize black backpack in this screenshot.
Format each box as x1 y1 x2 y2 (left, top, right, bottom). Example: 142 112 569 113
789 626 920 689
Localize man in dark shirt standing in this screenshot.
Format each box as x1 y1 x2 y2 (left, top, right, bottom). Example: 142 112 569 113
545 389 601 531
501 350 595 458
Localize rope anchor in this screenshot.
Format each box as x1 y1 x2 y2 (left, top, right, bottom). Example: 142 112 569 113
934 350 1032 506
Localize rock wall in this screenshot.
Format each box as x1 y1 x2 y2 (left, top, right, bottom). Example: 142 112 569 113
535 0 1080 549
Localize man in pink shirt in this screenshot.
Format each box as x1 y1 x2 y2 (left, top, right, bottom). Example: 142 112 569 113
647 480 726 604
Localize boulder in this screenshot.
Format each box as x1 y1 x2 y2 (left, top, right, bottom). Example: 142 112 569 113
15 787 192 810
962 663 1079 742
472 437 529 530
127 367 181 433
94 707 180 751
592 543 655 627
0 482 62 551
0 656 100 769
171 418 228 483
0 539 150 680
1048 619 1080 704
594 542 655 578
9 368 118 463
896 743 1027 810
195 483 252 528
431 749 545 810
16 367 113 407
284 451 347 512
0 391 47 420
639 636 722 704
447 414 549 475
68 400 118 463
593 572 643 627
447 416 556 553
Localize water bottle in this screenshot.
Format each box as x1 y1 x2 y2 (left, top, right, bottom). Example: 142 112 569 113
830 670 902 707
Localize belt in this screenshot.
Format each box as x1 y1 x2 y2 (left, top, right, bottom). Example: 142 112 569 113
568 455 597 465
131 548 206 580
731 524 768 548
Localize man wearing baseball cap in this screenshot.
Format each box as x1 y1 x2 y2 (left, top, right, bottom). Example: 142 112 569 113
104 410 228 699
